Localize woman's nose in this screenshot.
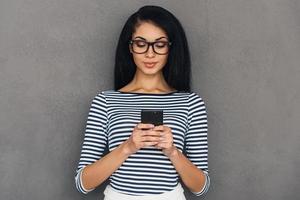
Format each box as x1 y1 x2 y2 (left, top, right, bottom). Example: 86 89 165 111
145 45 156 58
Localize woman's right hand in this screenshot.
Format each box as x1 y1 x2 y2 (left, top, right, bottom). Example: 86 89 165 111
123 123 161 156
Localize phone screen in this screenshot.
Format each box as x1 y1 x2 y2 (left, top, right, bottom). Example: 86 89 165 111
141 109 163 126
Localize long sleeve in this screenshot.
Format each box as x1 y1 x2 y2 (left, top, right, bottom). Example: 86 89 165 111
74 92 108 194
185 92 210 196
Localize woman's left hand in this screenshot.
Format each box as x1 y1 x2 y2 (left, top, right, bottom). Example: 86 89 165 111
153 125 178 158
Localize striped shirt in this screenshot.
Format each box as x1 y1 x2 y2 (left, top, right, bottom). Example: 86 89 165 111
74 90 210 196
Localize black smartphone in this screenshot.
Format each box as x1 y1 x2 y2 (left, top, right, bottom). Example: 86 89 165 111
141 109 163 127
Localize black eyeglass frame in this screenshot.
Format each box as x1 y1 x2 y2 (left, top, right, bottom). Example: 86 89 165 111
129 39 172 55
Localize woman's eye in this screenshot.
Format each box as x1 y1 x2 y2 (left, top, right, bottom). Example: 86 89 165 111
136 41 147 47
155 42 167 48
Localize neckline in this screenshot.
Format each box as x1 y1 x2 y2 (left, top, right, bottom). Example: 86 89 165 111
115 90 178 95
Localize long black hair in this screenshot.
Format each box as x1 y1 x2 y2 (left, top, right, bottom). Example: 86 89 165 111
114 5 191 92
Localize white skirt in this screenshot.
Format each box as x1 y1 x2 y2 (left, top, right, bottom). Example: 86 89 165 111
103 183 186 200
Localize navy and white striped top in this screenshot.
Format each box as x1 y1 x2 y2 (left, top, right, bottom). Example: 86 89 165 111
75 90 210 196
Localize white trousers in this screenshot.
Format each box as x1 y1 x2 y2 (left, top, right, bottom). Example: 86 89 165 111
103 183 186 200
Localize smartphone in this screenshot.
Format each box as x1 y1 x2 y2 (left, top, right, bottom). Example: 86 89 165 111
141 109 163 127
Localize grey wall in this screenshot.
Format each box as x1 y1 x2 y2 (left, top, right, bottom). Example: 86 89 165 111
0 0 299 199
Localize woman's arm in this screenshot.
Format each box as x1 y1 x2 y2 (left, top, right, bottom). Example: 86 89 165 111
153 126 209 196
168 147 208 193
75 93 109 194
79 123 160 192
80 140 130 191
153 92 210 196
178 92 210 195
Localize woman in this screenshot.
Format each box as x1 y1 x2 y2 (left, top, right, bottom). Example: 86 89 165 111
75 5 210 200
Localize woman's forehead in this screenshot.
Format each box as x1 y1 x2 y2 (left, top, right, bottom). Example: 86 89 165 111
132 22 168 40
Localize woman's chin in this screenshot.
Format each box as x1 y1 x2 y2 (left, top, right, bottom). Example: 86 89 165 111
136 67 159 75
142 69 160 75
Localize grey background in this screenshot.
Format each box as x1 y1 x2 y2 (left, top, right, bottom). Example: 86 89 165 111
0 0 299 199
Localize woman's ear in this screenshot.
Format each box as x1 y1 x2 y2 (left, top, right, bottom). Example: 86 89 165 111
129 44 133 54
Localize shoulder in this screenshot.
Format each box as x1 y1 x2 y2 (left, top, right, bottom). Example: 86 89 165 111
187 91 207 110
188 91 205 102
91 89 121 102
89 90 112 104
93 89 115 97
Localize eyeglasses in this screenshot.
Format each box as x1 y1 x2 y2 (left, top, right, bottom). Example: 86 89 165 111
129 39 172 55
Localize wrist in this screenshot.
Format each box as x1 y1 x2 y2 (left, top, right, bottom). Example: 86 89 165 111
166 146 179 159
120 140 135 157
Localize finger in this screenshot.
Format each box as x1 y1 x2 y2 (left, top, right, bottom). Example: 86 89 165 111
153 125 165 131
142 141 159 147
159 136 166 141
154 144 163 149
137 123 155 130
143 130 161 136
155 143 164 149
142 136 161 142
160 131 173 138
139 130 159 137
156 142 170 148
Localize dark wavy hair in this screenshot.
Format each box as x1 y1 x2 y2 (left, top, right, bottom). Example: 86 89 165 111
114 5 191 92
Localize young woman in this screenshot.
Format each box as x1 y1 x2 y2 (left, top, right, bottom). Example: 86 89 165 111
75 5 210 200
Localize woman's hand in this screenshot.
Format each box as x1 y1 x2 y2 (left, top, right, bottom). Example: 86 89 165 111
123 123 161 156
153 125 178 158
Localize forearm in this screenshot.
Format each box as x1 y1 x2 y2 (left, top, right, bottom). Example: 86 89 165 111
169 148 206 193
81 141 131 190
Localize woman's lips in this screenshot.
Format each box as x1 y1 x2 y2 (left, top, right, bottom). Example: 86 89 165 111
143 62 158 68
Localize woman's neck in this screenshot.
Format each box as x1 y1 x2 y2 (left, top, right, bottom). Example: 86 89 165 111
120 71 175 93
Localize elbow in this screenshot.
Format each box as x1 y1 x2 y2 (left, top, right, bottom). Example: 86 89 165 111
191 171 210 196
75 167 95 195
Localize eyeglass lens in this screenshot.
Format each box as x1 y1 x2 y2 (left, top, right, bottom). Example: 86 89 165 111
131 40 170 55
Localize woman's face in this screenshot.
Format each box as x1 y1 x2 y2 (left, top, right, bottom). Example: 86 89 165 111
129 22 170 75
